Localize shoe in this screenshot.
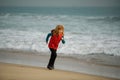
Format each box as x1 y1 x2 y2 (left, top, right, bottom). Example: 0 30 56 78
47 66 53 70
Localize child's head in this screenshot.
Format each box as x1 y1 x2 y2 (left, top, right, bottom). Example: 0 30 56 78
51 25 64 36
55 25 64 32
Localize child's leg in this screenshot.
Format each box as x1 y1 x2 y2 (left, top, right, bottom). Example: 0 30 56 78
47 48 57 69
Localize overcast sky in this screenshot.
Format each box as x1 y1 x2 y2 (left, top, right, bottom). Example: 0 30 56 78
0 0 120 7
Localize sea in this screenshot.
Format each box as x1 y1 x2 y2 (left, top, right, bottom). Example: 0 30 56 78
0 7 120 56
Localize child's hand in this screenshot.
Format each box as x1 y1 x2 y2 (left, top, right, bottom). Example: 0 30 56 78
62 40 65 44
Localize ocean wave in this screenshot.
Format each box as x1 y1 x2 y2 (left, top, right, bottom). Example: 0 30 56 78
86 16 120 22
1 13 120 22
0 28 120 56
0 13 120 56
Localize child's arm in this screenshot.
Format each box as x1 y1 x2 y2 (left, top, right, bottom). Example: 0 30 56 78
46 33 52 44
61 36 65 44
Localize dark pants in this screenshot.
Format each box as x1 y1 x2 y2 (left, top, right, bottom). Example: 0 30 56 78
47 48 57 68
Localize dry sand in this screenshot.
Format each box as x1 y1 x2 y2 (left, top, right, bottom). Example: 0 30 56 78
0 62 118 80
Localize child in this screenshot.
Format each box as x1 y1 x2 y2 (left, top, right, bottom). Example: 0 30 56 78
46 25 65 70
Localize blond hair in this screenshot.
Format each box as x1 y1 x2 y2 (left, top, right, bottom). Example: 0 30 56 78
52 25 64 36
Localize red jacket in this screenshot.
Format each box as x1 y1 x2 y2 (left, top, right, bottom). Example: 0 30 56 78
48 34 63 50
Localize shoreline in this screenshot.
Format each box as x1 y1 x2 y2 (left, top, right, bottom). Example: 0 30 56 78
0 48 120 67
0 48 120 79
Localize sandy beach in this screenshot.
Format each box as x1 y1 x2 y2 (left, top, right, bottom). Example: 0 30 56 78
0 49 120 80
0 62 118 80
